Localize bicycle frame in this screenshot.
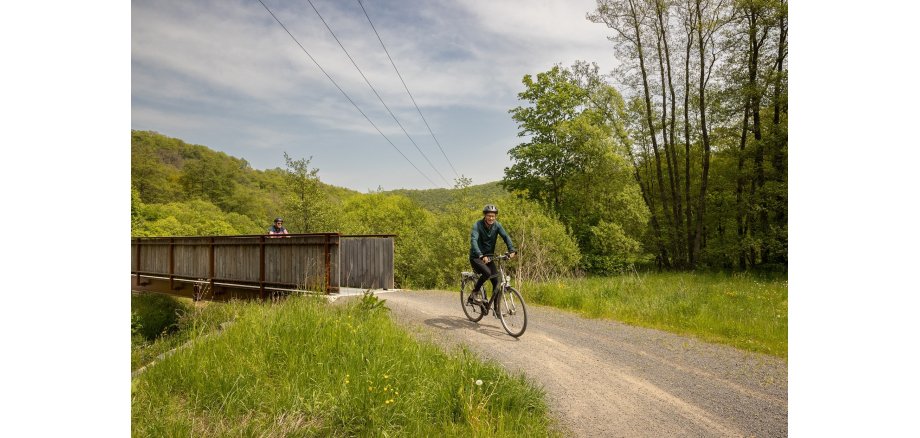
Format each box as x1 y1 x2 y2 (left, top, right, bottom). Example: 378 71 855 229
473 254 513 313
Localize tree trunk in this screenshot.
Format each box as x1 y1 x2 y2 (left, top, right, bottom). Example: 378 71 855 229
766 1 787 265
752 34 769 269
691 0 711 268
746 7 770 267
736 101 750 270
773 3 786 126
634 166 671 269
625 140 672 269
683 5 695 266
629 0 673 269
655 0 685 267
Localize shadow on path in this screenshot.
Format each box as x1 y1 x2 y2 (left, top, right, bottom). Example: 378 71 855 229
423 316 518 341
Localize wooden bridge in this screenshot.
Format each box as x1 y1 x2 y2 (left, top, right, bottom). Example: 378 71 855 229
131 233 395 300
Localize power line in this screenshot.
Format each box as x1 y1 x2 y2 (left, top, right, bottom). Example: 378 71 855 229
306 0 451 187
255 0 438 188
356 0 460 179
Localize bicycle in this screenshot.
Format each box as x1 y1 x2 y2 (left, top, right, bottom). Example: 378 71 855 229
460 253 528 337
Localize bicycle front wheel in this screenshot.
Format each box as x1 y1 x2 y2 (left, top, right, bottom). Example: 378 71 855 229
497 287 527 337
460 279 486 322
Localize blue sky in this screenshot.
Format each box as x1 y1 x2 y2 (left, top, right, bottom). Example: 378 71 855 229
132 0 620 191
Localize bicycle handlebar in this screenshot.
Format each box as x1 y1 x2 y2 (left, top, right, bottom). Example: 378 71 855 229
482 252 517 261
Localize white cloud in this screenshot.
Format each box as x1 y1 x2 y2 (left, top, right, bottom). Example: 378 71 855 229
132 0 618 189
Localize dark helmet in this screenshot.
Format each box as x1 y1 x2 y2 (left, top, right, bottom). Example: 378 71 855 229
274 217 284 223
482 204 499 215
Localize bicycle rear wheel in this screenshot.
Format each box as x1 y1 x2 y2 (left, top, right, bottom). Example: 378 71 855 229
497 287 527 337
460 279 486 322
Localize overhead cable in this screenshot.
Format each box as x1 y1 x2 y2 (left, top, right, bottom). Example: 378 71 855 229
306 0 450 187
356 0 460 179
255 0 437 188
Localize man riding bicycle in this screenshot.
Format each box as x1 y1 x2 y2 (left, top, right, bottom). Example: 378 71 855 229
469 204 516 303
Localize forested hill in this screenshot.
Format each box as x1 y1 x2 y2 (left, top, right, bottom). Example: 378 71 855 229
131 130 505 222
384 182 508 212
131 130 361 236
131 130 583 288
132 130 358 205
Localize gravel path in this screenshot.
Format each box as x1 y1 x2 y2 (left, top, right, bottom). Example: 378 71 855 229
378 289 787 437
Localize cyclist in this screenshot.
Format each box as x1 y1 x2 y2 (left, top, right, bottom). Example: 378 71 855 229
268 217 289 238
469 204 516 303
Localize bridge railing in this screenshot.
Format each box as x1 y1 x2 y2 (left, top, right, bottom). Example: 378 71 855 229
131 233 394 300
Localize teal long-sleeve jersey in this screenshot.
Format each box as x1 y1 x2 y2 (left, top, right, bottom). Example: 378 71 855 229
469 219 515 259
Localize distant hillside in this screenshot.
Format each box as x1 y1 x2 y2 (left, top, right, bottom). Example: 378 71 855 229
131 130 358 204
132 130 365 235
131 131 513 215
131 130 584 285
384 181 509 212
132 130 516 232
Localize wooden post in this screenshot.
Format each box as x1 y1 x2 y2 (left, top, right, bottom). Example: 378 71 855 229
259 235 266 300
135 240 141 286
168 238 175 290
209 237 215 292
324 234 331 294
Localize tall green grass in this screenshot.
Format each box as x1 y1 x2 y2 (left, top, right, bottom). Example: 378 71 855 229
525 272 787 357
131 293 240 371
132 295 557 437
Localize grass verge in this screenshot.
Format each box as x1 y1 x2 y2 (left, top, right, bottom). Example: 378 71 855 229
131 294 557 437
132 293 239 371
525 272 787 357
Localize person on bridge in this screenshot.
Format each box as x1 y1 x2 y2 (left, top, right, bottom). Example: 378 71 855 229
469 204 516 303
268 217 289 238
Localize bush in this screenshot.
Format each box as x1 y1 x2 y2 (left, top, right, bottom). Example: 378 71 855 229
133 199 263 237
495 194 582 282
582 220 652 274
131 293 190 341
337 193 438 288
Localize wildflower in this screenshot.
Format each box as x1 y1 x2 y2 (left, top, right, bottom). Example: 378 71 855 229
475 379 483 386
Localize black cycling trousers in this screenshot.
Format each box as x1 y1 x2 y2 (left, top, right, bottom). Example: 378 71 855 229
470 258 498 295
